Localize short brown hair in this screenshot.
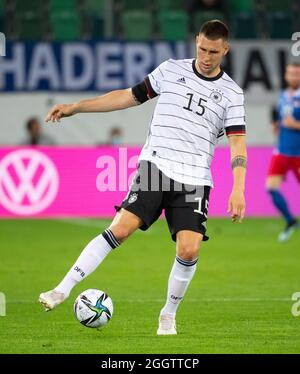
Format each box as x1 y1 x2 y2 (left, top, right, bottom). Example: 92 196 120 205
287 62 300 68
199 20 229 41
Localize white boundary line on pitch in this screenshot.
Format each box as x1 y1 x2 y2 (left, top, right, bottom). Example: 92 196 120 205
55 218 158 234
55 218 109 228
6 298 292 304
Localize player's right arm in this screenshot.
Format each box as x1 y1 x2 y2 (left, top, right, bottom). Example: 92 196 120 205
46 62 164 123
45 88 139 123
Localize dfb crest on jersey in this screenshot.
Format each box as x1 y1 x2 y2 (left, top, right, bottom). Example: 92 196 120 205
210 89 222 104
128 193 138 204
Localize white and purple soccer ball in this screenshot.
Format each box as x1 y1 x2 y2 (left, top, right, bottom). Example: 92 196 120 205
74 289 113 328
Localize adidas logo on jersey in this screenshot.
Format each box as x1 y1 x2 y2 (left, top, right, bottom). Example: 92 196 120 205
177 77 186 83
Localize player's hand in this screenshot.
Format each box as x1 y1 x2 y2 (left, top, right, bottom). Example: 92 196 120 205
271 122 279 135
227 189 245 223
283 116 296 128
45 103 77 123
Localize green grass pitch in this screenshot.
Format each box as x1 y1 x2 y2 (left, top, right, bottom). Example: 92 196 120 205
0 218 299 354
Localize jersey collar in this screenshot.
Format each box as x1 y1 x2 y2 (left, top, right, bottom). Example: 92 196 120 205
192 59 224 81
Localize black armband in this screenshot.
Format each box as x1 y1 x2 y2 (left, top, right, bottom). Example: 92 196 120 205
132 77 158 104
225 125 246 136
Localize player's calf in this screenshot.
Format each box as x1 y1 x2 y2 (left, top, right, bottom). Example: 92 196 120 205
39 210 143 312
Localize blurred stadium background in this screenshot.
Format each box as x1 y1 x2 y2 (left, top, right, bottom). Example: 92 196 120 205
0 0 299 146
0 0 300 354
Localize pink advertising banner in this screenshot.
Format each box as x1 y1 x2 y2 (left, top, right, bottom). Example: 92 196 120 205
0 146 299 218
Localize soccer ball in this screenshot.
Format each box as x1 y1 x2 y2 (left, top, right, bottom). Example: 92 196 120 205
74 289 113 328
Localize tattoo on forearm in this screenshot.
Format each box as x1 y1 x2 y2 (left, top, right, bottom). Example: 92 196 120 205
231 155 247 170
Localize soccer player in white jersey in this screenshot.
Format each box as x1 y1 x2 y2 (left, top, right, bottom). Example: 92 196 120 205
40 20 247 335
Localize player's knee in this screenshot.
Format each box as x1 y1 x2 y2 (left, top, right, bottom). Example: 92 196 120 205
266 178 274 191
109 225 132 243
266 176 282 190
266 181 278 191
177 243 199 261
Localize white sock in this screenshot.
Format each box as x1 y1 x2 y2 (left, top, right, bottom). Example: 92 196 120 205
55 229 120 297
160 256 198 316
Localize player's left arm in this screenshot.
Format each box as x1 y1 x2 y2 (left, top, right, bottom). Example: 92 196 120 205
283 116 300 130
227 135 247 223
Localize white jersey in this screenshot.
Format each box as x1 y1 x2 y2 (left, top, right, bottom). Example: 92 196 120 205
138 58 246 187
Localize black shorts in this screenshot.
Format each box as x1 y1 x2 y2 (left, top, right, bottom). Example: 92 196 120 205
115 161 211 242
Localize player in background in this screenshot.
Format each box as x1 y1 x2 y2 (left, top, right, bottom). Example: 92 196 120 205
39 20 247 335
266 63 300 242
